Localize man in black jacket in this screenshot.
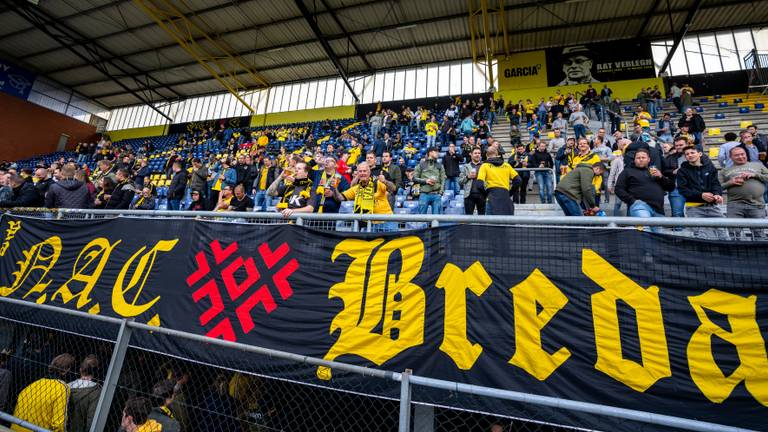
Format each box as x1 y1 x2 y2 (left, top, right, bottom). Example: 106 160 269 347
45 165 91 209
252 157 276 212
33 168 53 202
105 168 136 210
0 175 43 208
676 146 727 239
615 149 675 231
677 108 706 150
168 161 188 211
442 143 462 196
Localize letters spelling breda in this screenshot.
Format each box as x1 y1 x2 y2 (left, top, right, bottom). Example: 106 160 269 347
320 236 768 407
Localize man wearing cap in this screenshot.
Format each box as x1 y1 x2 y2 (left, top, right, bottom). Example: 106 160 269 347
557 46 600 86
413 147 446 214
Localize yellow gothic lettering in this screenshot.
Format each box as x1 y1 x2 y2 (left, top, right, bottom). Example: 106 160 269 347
321 237 425 377
509 268 571 380
435 261 491 370
52 238 121 309
583 249 671 392
0 236 62 303
688 289 768 406
112 239 178 317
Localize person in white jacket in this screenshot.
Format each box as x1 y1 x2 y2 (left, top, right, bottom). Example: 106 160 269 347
607 139 630 216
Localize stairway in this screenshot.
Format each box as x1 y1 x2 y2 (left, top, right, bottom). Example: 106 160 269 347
492 115 513 154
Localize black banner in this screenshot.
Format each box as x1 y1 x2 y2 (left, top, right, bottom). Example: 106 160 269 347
0 215 766 431
167 115 251 135
545 40 655 86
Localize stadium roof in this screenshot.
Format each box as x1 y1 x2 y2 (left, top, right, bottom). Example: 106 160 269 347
0 0 766 109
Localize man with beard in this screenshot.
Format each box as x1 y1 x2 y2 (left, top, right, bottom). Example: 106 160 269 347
459 147 486 215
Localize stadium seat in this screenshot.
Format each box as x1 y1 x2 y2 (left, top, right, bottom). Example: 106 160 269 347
714 113 725 119
734 98 743 103
718 102 728 107
739 107 750 114
756 103 765 109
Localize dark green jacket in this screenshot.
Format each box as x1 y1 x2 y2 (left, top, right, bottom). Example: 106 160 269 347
555 163 597 208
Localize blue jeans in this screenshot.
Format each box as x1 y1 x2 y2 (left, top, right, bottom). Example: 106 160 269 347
668 189 685 217
535 171 553 203
426 135 436 147
647 101 657 118
573 124 587 139
371 124 381 139
445 177 460 196
400 125 409 137
254 190 268 212
628 200 664 233
555 191 582 216
169 199 181 211
419 193 442 215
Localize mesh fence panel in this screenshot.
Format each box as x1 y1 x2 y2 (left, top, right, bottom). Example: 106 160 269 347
0 304 118 432
104 327 402 432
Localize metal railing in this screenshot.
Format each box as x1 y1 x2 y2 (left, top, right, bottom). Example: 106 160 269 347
4 207 768 228
0 295 757 432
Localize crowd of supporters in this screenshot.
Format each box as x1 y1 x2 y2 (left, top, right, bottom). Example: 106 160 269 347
1 86 766 229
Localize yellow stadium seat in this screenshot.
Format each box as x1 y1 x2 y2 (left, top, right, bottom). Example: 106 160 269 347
708 128 721 136
620 123 626 132
740 121 752 129
546 132 555 139
708 147 720 159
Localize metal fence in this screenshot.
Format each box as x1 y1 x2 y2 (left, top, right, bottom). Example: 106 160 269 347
0 295 756 432
3 208 768 241
0 212 764 431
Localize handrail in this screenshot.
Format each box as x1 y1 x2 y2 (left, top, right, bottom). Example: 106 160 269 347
4 208 768 228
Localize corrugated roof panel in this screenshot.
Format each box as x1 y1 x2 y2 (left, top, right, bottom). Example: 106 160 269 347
4 33 60 59
0 11 31 36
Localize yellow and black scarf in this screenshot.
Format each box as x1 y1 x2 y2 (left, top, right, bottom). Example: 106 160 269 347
353 179 376 214
278 178 312 209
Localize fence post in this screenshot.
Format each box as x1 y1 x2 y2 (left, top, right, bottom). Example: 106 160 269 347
398 369 412 432
89 319 133 432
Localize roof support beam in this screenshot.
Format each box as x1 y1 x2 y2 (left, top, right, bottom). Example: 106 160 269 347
636 0 662 38
41 0 556 77
1 0 173 120
133 0 268 114
293 0 359 102
658 0 703 74
319 0 373 71
0 0 132 41
94 15 768 104
28 0 380 71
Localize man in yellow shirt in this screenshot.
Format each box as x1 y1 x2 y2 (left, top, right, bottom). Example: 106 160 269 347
333 162 397 232
477 146 520 215
633 105 652 130
12 354 74 432
425 115 439 148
